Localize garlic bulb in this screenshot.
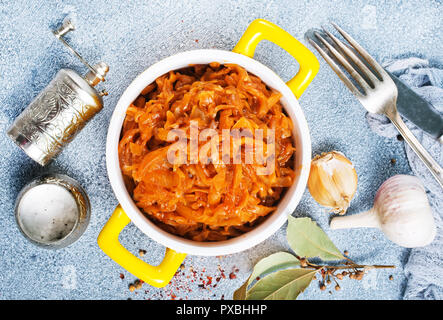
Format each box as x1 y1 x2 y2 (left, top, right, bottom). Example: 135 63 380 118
330 175 437 248
308 151 358 215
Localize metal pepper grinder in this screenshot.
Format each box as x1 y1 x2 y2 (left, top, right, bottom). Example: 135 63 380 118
7 19 109 166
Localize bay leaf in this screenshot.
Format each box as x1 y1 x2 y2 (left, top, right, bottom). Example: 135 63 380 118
233 252 299 300
286 216 345 261
233 279 248 300
247 252 300 286
246 268 317 300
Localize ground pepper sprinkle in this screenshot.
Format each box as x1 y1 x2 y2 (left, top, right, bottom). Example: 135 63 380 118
124 255 240 300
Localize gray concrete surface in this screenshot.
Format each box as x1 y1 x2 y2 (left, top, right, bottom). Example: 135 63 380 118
0 0 441 299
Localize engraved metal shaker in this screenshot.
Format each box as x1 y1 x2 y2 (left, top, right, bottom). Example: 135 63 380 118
7 20 109 166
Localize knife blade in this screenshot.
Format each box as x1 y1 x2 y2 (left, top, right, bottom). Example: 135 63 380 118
304 29 443 141
388 71 443 141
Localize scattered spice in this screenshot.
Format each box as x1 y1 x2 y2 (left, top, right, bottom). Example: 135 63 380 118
218 265 227 279
125 263 239 300
390 158 396 164
389 275 394 281
139 249 147 257
119 273 125 280
135 280 143 289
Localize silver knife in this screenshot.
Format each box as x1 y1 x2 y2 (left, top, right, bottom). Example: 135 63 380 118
388 71 443 141
305 29 443 142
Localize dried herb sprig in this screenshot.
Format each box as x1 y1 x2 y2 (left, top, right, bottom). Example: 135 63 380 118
233 216 395 300
296 254 394 291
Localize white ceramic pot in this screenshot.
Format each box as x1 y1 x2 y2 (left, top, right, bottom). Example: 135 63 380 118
98 19 319 288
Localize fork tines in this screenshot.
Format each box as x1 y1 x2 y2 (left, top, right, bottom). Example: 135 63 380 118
305 24 389 98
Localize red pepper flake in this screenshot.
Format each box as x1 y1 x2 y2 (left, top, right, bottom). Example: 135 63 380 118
195 39 199 43
134 263 239 299
219 267 226 279
119 273 125 279
256 276 260 281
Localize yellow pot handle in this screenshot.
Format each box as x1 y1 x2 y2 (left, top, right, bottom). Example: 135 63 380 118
233 19 319 99
97 205 187 288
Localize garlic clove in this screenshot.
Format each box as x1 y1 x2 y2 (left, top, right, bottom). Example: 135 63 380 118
308 151 358 215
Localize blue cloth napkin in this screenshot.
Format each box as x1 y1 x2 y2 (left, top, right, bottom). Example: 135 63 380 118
366 57 443 300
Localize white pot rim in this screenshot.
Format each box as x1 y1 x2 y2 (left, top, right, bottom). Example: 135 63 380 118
106 49 311 256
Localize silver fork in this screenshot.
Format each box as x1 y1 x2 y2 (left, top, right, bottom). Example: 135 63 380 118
306 23 443 189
